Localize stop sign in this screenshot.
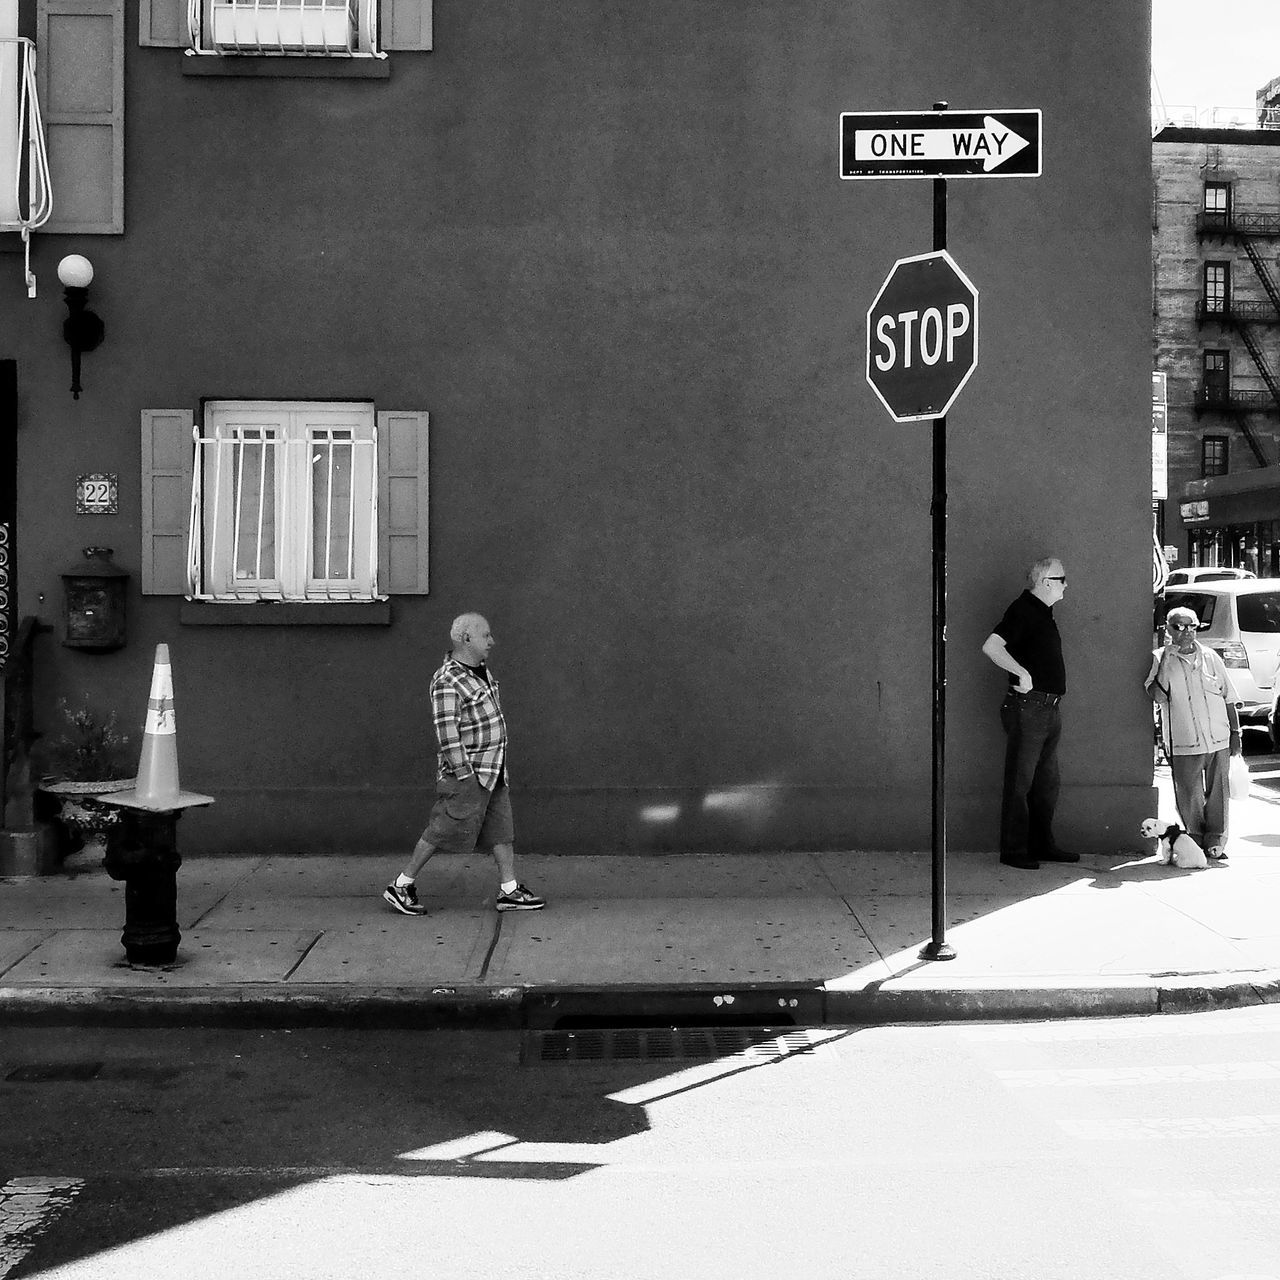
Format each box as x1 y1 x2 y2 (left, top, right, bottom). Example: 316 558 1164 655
866 249 979 422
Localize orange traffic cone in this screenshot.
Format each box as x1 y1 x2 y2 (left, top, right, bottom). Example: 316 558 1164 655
133 643 181 805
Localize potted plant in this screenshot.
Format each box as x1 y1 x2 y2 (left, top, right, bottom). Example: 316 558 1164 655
36 699 135 873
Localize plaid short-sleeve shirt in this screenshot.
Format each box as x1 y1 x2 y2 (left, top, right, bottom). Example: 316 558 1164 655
430 654 509 789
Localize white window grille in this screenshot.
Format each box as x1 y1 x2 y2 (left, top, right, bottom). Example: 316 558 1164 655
188 402 381 602
187 0 383 58
0 34 53 297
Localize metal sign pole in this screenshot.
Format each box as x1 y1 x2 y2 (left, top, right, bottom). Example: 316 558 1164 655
921 105 956 963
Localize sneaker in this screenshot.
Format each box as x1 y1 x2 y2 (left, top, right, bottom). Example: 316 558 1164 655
1207 846 1228 862
496 883 546 912
383 882 428 915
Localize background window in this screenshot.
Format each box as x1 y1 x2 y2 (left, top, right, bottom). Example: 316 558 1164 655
1203 262 1229 314
1204 181 1231 215
1201 435 1228 477
1202 350 1229 402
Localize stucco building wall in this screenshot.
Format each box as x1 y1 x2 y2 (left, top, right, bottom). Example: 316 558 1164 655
7 0 1155 855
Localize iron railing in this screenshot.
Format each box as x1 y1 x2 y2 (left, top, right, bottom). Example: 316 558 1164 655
1196 299 1280 325
1195 386 1280 416
1196 210 1280 239
187 0 382 57
188 426 380 601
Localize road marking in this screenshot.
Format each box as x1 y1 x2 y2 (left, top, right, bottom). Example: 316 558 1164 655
0 1177 83 1279
1058 1113 1280 1140
997 1060 1280 1087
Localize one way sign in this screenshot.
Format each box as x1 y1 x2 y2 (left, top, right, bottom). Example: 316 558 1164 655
840 109 1041 180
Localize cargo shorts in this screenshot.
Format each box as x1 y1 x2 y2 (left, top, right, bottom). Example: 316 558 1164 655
422 774 515 854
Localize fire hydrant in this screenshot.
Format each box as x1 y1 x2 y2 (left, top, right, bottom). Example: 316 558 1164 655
102 807 187 966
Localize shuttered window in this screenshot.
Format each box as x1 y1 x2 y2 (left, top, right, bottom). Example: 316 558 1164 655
137 0 432 51
141 405 429 598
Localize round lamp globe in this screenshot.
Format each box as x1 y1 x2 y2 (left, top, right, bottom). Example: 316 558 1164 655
57 255 95 290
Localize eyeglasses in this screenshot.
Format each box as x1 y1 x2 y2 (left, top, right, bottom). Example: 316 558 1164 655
1168 622 1198 631
1045 575 1067 582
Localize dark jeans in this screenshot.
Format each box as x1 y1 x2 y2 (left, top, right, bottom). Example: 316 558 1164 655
999 694 1062 859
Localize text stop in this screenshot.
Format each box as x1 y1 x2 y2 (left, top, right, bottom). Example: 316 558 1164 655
872 303 972 372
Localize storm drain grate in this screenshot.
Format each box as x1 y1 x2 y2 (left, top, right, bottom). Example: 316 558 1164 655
5 1062 104 1083
523 1027 832 1065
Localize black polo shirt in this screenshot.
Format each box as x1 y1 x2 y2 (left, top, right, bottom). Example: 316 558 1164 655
993 590 1066 696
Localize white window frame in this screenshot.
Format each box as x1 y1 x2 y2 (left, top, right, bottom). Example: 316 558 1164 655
190 400 381 602
187 0 383 58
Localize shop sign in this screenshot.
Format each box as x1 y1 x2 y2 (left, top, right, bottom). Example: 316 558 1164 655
1180 500 1209 523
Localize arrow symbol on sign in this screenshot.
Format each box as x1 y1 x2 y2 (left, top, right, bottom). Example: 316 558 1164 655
854 116 1032 172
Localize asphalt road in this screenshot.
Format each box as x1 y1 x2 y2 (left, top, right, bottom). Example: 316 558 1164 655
4 1008 1280 1279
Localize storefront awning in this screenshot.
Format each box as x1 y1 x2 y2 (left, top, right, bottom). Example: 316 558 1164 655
1180 466 1280 528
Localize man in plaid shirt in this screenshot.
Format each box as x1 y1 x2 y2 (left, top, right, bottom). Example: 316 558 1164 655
383 613 545 915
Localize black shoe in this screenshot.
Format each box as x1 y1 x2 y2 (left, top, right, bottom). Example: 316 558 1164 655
1038 848 1081 863
1000 855 1040 870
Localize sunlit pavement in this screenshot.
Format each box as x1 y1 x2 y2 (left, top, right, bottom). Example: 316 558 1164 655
4 1013 1280 1279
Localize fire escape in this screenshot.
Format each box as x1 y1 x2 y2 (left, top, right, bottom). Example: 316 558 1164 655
1196 206 1280 465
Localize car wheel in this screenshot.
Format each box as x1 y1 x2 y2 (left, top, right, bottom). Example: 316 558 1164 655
1270 703 1280 752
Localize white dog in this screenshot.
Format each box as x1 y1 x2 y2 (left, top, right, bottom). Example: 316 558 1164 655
1139 818 1208 869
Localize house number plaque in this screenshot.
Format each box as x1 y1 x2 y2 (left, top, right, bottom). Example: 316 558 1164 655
76 474 118 514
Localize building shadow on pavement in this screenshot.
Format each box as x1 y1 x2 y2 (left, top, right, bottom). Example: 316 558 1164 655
4 1022 856 1277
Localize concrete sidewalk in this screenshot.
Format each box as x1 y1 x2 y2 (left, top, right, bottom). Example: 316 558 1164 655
2 766 1279 1028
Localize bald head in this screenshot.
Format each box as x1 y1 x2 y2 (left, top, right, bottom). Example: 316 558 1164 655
1026 557 1061 588
449 613 494 664
450 613 487 646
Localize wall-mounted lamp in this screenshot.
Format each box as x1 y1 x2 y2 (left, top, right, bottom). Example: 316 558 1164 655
57 254 105 401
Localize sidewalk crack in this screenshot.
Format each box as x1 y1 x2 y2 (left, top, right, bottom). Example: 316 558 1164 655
477 914 503 982
809 853 887 963
185 858 266 928
0 931 53 979
282 933 323 981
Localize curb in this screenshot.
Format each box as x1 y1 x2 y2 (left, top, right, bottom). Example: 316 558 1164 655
1153 967 1280 1014
0 985 524 1030
823 981 1159 1024
2 972 1278 1030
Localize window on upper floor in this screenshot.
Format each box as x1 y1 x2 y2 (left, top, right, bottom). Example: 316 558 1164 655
1201 435 1228 477
193 0 379 58
138 0 432 59
140 403 430 601
1204 181 1231 216
1202 349 1229 402
1203 262 1230 315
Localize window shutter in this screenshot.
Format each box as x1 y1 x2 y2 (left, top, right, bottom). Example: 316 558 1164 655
138 0 187 47
381 0 432 50
377 411 429 595
141 410 195 596
36 0 125 233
